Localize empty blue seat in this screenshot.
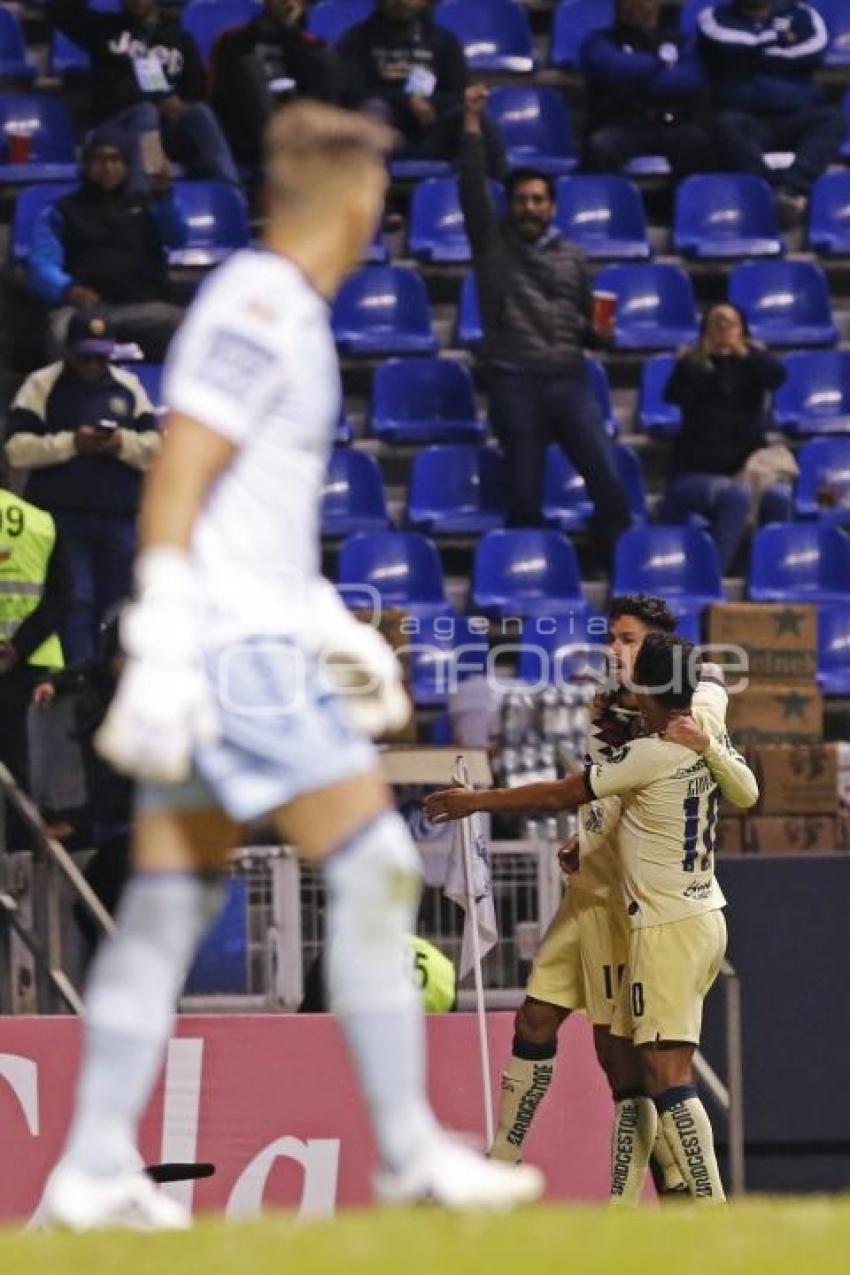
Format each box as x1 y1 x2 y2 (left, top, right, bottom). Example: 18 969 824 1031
614 525 724 613
638 353 681 434
543 442 647 530
337 531 450 617
795 437 850 523
595 264 699 351
308 0 373 43
809 171 850 256
674 174 783 259
817 602 850 694
517 614 608 686
774 351 850 436
550 0 614 70
408 445 506 533
487 86 578 176
408 177 504 264
555 175 650 260
0 95 77 184
408 613 489 706
9 181 74 261
170 181 250 266
371 357 484 443
0 8 34 81
749 522 850 602
333 266 438 355
456 272 482 346
815 0 850 66
436 0 535 74
472 529 587 618
321 449 391 536
182 0 261 62
729 261 838 348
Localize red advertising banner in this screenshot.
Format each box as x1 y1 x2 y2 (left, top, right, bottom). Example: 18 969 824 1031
0 1012 615 1222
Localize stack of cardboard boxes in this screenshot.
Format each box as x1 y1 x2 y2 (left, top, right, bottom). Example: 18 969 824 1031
708 603 843 856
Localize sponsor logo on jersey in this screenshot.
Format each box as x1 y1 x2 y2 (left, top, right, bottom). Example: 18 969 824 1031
683 879 713 900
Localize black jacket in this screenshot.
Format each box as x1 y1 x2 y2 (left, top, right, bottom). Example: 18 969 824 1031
459 132 595 374
47 0 206 121
665 346 787 475
580 22 707 131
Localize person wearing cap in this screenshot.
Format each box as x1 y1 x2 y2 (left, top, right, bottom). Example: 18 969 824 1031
29 129 186 363
3 314 161 663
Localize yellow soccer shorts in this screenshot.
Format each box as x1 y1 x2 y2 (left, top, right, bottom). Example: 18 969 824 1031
611 909 727 1047
526 885 629 1026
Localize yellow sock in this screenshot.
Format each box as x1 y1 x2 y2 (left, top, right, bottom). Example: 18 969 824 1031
489 1050 555 1164
658 1086 726 1203
610 1092 657 1205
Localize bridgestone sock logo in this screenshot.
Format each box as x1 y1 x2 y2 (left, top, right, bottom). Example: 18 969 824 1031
610 1101 639 1196
506 1063 553 1148
669 1101 714 1198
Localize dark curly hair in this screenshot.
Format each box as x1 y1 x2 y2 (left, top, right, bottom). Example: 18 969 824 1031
633 632 700 710
609 594 677 634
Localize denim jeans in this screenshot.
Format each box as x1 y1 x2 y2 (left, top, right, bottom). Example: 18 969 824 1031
107 101 241 191
53 511 137 663
660 472 793 572
713 106 846 196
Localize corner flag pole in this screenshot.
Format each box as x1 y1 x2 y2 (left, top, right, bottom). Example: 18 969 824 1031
453 754 495 1149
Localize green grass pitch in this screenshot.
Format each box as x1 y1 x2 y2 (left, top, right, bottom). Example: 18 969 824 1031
2 1200 850 1275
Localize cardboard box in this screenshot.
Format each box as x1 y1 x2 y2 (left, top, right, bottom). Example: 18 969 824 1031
706 603 817 682
715 817 744 856
725 681 823 746
742 816 837 856
750 745 838 816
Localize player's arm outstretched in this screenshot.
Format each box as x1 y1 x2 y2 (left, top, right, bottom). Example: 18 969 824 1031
425 770 593 823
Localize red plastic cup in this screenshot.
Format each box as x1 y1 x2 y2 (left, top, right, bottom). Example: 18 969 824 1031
6 127 33 164
593 290 617 338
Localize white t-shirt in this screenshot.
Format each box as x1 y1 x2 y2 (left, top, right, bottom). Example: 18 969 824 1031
163 249 340 647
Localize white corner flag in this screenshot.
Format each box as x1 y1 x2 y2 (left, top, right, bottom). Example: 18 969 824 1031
443 804 498 979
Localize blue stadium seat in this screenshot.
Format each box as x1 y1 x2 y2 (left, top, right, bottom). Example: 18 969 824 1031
542 442 647 530
674 174 783 259
51 30 91 77
842 88 850 160
817 602 850 694
472 529 587 618
555 175 650 260
365 224 390 264
321 449 391 536
487 86 578 176
678 0 712 33
336 408 354 445
371 357 484 443
774 351 850 436
182 0 261 62
809 171 850 256
408 444 506 533
0 8 34 81
9 181 74 261
118 362 164 412
435 0 535 74
638 353 681 435
390 158 452 180
408 613 489 706
594 264 699 351
170 181 250 266
749 522 850 602
517 614 608 686
550 0 614 70
408 176 504 264
332 266 438 355
586 357 619 438
795 438 850 523
337 531 450 617
0 95 77 183
614 526 724 614
729 261 838 348
814 0 850 66
308 0 373 43
456 273 482 346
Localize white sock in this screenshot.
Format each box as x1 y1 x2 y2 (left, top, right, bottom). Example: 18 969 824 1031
657 1085 726 1203
490 1044 556 1164
610 1091 657 1205
62 872 225 1178
324 812 440 1172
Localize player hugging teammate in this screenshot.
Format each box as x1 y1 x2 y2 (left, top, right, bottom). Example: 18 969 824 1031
427 596 759 1205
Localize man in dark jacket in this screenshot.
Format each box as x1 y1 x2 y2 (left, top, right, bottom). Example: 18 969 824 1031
580 0 711 177
698 0 845 224
29 127 186 361
212 0 337 177
47 0 239 189
4 313 161 663
339 0 502 172
460 86 631 562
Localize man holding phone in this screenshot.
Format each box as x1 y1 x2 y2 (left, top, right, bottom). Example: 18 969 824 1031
4 314 161 662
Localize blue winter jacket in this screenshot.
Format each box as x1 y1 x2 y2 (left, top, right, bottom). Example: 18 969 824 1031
698 1 829 115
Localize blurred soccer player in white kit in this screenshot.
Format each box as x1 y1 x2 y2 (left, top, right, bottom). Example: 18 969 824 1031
40 102 543 1230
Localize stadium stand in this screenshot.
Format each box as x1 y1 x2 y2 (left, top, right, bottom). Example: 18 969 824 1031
749 521 850 602
370 357 485 444
321 447 392 536
472 528 587 618
795 436 850 522
593 263 700 350
673 174 784 260
817 601 850 693
487 85 577 176
554 175 650 260
407 443 507 533
434 0 536 75
337 529 451 616
774 351 850 435
729 260 839 348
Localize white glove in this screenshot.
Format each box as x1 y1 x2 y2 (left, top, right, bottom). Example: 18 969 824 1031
95 549 219 783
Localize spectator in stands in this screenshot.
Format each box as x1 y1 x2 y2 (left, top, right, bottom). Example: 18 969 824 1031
0 452 70 850
698 0 845 226
4 313 161 663
28 128 186 362
339 0 503 175
460 86 632 563
47 0 240 190
659 303 794 572
580 0 712 177
212 0 338 179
